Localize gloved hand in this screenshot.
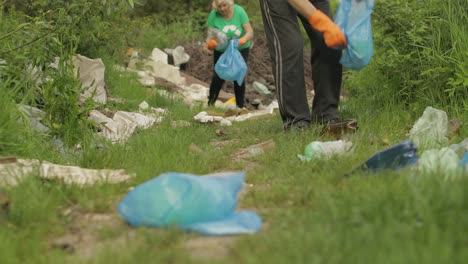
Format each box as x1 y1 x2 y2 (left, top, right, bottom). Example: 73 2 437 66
206 39 218 50
238 37 247 46
308 10 347 48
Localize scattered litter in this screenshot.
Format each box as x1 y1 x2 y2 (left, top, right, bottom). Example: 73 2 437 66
221 97 237 110
0 158 134 187
194 111 229 125
232 140 275 160
171 120 191 128
194 101 278 125
298 140 353 162
17 104 50 132
416 147 463 180
164 46 190 67
88 102 167 143
350 140 419 174
138 101 150 111
252 81 271 95
409 106 449 150
462 152 468 169
448 138 468 156
72 54 108 104
117 171 262 235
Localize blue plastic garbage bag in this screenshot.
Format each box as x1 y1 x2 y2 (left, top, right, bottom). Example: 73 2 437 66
117 171 262 235
461 152 468 169
335 0 374 70
214 39 248 85
188 211 262 236
350 140 419 174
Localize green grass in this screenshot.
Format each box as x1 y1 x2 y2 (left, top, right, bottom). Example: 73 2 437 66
1 0 467 262
0 56 467 263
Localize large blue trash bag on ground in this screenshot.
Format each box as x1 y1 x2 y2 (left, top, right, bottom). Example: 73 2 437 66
335 0 374 70
117 171 262 235
214 39 248 85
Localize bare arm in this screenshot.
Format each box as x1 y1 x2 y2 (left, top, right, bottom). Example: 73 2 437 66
242 22 254 41
288 0 317 18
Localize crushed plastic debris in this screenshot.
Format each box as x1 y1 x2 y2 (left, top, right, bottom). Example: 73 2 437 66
117 171 262 235
0 158 133 187
350 140 419 174
409 106 449 150
298 140 353 161
88 103 167 143
194 101 278 125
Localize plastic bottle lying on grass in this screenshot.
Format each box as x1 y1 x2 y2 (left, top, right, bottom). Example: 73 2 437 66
298 140 353 161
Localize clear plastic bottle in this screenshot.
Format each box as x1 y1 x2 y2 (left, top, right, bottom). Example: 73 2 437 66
298 140 353 161
207 28 228 50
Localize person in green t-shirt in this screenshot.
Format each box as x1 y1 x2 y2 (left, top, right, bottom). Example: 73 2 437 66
205 0 253 109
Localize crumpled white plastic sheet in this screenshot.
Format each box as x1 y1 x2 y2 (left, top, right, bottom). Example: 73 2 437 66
88 104 167 143
409 106 449 150
72 54 108 105
0 159 133 187
193 101 279 126
415 147 464 180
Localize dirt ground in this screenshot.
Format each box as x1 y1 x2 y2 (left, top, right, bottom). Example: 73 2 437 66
180 32 314 108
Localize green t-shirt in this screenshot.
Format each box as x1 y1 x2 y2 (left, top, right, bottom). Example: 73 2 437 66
206 4 251 51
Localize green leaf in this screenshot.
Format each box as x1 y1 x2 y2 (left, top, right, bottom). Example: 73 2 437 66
126 0 134 8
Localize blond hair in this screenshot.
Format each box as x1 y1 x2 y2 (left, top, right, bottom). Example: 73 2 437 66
212 0 234 11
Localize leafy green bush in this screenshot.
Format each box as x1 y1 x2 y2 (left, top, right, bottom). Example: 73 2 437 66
346 0 467 112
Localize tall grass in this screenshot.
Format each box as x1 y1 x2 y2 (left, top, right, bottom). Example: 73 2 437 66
345 0 467 115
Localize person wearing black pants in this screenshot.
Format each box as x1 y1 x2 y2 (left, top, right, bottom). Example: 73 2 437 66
205 0 254 109
259 0 354 130
208 48 250 108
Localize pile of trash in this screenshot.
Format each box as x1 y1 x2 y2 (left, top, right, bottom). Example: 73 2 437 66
297 106 467 178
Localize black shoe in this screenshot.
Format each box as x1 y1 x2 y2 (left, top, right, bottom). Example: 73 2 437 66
284 120 311 132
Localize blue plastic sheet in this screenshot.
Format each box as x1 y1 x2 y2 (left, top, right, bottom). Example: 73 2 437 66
462 152 468 168
351 140 419 174
117 171 262 235
335 0 374 70
214 39 248 85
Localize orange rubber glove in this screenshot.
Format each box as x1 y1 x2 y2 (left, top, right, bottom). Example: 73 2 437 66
308 10 347 48
206 39 218 50
238 37 247 46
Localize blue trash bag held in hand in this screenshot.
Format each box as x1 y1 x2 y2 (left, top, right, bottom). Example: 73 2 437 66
214 39 248 85
335 0 374 70
117 171 262 235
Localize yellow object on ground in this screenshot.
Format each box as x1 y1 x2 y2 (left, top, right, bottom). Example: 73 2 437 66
224 97 236 105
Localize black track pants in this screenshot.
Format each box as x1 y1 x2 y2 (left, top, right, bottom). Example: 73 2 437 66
208 48 250 108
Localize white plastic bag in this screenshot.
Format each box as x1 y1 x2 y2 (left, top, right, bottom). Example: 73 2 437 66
409 107 448 149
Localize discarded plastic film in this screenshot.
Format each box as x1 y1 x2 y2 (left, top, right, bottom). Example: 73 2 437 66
352 140 418 174
417 147 463 180
117 171 262 235
214 39 248 85
462 152 468 169
335 0 374 70
409 106 449 150
298 140 353 162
